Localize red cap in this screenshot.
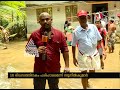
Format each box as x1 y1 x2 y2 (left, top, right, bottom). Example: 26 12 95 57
77 10 87 17
117 13 120 17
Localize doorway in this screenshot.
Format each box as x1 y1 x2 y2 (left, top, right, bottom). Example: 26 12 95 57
92 3 108 23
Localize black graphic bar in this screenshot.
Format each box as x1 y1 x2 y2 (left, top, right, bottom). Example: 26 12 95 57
8 72 120 78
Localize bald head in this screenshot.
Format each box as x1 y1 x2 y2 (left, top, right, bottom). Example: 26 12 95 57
39 12 51 19
38 12 52 31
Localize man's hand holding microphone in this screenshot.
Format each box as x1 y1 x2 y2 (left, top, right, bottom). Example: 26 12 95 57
38 31 48 60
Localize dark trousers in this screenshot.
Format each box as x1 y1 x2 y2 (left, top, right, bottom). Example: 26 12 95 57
34 78 59 89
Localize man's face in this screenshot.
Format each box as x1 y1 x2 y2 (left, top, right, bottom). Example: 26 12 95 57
95 21 101 28
96 14 99 17
39 14 52 30
78 16 87 25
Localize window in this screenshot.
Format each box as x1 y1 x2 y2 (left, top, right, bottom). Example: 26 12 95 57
36 7 52 23
65 5 77 22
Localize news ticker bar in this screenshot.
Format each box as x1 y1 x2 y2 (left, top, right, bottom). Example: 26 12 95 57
8 72 120 78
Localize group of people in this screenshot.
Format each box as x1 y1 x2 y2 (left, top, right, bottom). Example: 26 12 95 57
0 26 9 49
25 10 117 89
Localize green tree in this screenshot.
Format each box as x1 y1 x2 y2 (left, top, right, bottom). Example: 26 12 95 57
0 1 27 40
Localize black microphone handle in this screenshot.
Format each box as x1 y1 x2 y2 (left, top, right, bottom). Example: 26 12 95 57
42 32 47 60
42 53 47 60
42 42 47 60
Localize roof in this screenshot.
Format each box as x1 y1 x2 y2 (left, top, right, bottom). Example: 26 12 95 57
20 1 110 10
84 1 110 4
25 1 81 7
25 1 70 5
20 1 84 10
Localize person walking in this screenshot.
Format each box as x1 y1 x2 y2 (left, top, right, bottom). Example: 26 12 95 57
108 19 116 53
72 10 102 89
95 20 108 69
25 12 70 89
64 20 69 34
65 22 74 46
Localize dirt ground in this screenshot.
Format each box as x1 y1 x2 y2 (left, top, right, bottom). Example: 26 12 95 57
0 40 120 89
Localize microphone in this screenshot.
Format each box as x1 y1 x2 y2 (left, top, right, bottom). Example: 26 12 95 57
42 31 48 60
42 31 48 46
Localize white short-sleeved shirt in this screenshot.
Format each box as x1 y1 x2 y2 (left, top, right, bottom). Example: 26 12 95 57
72 24 102 56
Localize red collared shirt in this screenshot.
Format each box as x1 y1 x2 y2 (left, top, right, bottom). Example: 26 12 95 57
97 28 107 49
26 27 69 73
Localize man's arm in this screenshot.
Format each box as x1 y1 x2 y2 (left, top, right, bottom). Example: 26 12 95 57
100 40 105 53
71 31 78 67
62 51 70 72
72 46 76 59
60 32 70 72
103 29 108 50
72 46 78 67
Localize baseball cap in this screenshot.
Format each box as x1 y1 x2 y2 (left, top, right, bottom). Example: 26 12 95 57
77 10 87 17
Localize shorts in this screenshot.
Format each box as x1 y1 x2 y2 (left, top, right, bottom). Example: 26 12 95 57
108 40 115 47
77 51 101 71
108 32 116 48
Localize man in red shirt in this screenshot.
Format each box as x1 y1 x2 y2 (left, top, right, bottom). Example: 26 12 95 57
95 20 107 69
25 12 70 89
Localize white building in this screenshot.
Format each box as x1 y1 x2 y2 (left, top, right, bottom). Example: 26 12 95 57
23 1 120 37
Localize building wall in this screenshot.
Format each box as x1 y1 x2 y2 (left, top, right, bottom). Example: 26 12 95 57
52 5 66 32
26 8 40 34
108 1 114 18
26 1 120 36
52 2 92 31
26 5 67 34
71 3 92 29
108 1 120 30
26 2 92 35
108 1 120 19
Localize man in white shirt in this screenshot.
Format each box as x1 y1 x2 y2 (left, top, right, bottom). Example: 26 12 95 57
72 10 102 89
